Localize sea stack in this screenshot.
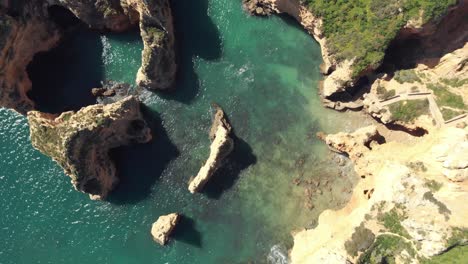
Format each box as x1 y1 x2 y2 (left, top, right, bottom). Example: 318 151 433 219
188 104 234 193
151 213 180 246
27 96 152 200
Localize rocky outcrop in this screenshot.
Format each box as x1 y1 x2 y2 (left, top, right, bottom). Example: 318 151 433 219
0 3 60 113
48 0 177 90
151 213 180 246
27 96 152 200
291 126 468 263
433 137 468 182
323 126 381 161
188 105 234 193
0 0 176 113
123 0 177 90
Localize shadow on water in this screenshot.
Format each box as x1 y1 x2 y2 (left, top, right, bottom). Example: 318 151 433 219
27 6 103 114
159 0 222 103
172 215 202 248
202 135 257 200
108 105 179 204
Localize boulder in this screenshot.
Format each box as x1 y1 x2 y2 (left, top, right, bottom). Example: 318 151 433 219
151 213 180 246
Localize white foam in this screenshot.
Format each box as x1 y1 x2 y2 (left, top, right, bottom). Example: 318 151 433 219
267 244 290 264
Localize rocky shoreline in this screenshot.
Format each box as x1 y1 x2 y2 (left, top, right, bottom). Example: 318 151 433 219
243 0 468 262
0 0 466 262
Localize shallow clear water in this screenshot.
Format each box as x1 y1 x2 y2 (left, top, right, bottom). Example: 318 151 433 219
0 0 372 263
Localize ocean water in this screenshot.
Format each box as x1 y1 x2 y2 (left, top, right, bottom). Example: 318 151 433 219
0 0 371 263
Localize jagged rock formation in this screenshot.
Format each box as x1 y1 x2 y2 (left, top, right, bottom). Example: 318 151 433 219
291 126 468 263
323 126 382 161
0 0 176 113
0 3 60 113
188 105 234 193
27 96 152 200
49 0 176 90
47 0 176 90
151 213 180 246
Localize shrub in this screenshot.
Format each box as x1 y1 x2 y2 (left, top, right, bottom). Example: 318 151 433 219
376 86 396 100
389 99 429 123
394 69 422 84
303 0 456 76
440 78 468 88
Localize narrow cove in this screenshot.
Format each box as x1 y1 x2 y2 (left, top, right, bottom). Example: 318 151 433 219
0 0 372 263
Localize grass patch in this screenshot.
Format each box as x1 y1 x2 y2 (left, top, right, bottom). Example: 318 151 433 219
357 234 417 264
422 246 468 264
394 69 422 84
378 207 410 238
440 78 468 88
428 83 466 110
446 228 468 248
441 108 464 121
304 0 456 76
376 85 396 100
389 99 429 122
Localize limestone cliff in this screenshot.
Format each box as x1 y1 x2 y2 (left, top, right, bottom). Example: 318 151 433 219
243 0 464 106
291 126 468 263
51 0 176 90
0 0 176 113
0 3 60 114
188 105 234 193
27 96 152 200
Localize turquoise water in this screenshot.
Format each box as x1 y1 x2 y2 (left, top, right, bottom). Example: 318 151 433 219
0 1 371 263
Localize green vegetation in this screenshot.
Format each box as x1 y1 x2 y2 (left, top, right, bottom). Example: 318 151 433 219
423 192 451 217
376 85 396 100
407 161 428 172
357 234 417 264
441 108 463 121
394 69 422 84
378 207 410 238
424 179 443 192
422 246 468 264
145 26 165 43
446 228 468 248
389 99 429 122
303 0 456 76
440 78 468 88
428 83 466 110
345 224 376 257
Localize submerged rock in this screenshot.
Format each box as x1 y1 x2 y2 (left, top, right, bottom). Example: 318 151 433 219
27 96 152 200
188 104 234 193
151 213 180 246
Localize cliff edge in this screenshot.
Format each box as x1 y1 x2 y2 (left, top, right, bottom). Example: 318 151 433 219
28 96 152 200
